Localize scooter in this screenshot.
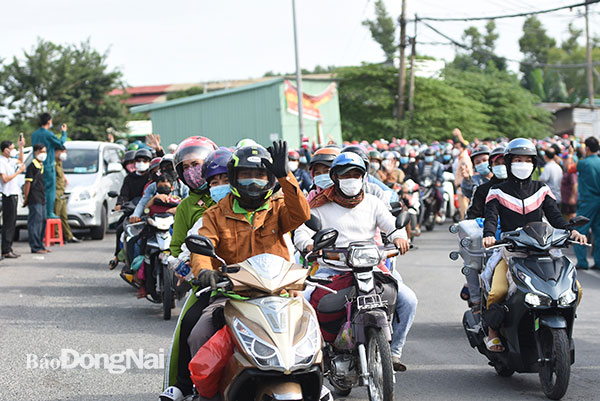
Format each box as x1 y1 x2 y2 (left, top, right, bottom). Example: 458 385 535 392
418 175 437 232
306 212 410 401
185 229 338 401
449 217 589 400
441 171 460 223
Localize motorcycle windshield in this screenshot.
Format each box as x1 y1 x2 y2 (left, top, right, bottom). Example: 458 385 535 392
246 254 289 281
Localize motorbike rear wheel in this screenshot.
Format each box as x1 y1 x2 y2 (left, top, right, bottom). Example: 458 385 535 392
539 328 570 400
366 328 394 401
161 263 172 320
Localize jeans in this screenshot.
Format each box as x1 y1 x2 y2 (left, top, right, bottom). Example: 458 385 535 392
390 278 418 359
1 194 18 254
28 203 47 252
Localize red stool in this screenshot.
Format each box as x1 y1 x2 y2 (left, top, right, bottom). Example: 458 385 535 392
45 218 64 247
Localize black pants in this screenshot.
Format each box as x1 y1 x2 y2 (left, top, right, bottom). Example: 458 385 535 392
176 292 210 395
1 194 18 255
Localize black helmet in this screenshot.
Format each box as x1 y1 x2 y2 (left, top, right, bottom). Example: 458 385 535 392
470 145 491 163
134 148 152 161
423 148 435 157
122 150 136 167
399 146 410 157
227 145 276 210
341 145 370 171
489 144 506 162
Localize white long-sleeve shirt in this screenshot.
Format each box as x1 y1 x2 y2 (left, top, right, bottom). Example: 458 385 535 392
294 194 407 268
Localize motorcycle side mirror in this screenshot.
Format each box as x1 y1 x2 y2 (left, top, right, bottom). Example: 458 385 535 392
313 228 338 252
395 211 411 229
389 201 403 217
305 214 322 232
569 216 589 228
108 191 118 198
185 235 217 257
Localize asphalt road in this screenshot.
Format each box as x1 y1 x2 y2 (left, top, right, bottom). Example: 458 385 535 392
1 225 599 401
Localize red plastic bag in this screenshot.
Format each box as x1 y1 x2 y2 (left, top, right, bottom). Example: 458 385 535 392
189 325 234 398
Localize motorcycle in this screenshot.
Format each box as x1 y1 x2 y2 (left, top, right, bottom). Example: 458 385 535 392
449 217 590 400
401 179 420 238
305 212 410 401
418 175 437 232
441 171 460 223
184 229 338 401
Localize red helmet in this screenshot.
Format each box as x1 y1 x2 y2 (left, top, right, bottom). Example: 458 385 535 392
174 136 217 188
309 147 340 171
288 150 300 160
150 157 162 170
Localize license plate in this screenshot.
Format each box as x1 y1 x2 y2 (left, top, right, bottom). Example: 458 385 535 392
356 294 386 311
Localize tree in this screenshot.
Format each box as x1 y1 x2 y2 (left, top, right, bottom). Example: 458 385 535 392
0 39 127 141
451 21 506 72
362 0 397 64
519 16 557 90
167 86 205 101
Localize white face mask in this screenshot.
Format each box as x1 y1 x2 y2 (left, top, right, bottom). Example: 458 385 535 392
492 165 508 179
452 148 460 157
135 161 149 172
59 152 67 161
511 162 534 180
338 178 363 197
36 152 47 162
288 161 299 171
9 148 18 158
370 162 380 171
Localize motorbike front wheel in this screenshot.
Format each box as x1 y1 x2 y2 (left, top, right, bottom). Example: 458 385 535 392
539 328 570 400
366 328 394 401
161 263 172 320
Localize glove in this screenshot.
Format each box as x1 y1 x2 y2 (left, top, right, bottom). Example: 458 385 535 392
262 140 289 178
192 269 221 290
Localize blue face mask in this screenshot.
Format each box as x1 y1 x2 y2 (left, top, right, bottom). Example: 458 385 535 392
475 162 490 175
425 156 435 163
442 154 451 162
209 184 231 202
314 173 333 189
400 156 409 165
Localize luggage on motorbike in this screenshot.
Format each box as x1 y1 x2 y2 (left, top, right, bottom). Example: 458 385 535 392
310 273 355 342
189 325 234 398
333 302 354 350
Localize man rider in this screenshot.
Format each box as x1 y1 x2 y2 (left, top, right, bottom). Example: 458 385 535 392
416 147 444 226
461 145 492 202
288 149 313 192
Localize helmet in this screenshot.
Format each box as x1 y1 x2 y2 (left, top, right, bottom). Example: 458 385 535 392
368 149 382 161
399 146 410 157
329 152 366 179
167 143 178 154
341 145 369 170
309 147 340 170
150 157 162 170
423 148 435 157
470 145 491 163
202 148 233 183
288 150 300 161
381 151 395 160
135 148 152 161
122 150 136 167
228 145 276 210
127 143 139 151
235 138 257 149
174 136 217 186
160 153 175 168
504 138 537 178
490 144 506 162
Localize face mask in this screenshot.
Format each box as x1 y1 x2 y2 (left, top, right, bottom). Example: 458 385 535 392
156 185 171 195
135 161 149 172
238 178 269 189
492 165 508 179
59 152 67 161
511 162 534 180
314 173 333 189
183 164 206 189
370 162 380 171
382 159 395 171
338 178 363 197
209 184 231 202
400 156 409 165
36 152 47 162
452 149 460 157
9 149 18 158
475 162 489 176
442 154 451 162
425 156 435 163
288 161 299 171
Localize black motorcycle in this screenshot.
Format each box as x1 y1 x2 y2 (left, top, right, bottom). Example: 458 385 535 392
418 175 437 232
305 212 410 401
450 217 590 400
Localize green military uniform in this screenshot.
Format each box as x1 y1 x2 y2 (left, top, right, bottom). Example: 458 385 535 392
54 160 74 241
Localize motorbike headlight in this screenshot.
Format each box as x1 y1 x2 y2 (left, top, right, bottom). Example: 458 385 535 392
232 318 282 369
558 289 577 306
150 216 174 230
75 188 96 201
294 316 320 368
348 245 381 268
524 292 552 307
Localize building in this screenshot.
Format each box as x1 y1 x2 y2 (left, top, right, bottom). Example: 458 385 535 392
130 77 342 149
539 102 600 139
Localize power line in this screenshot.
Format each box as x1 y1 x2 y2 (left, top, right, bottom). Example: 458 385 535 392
412 0 599 22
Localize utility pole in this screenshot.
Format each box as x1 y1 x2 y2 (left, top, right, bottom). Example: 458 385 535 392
585 0 595 107
291 0 305 145
408 14 417 114
397 0 407 119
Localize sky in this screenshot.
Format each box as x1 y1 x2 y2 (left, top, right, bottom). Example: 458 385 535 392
0 0 596 87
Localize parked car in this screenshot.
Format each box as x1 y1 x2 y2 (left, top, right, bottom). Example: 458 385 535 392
15 141 126 240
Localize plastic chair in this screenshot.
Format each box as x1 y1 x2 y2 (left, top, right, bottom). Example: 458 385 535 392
45 218 64 247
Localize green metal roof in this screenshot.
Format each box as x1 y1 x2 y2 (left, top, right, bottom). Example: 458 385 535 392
130 78 284 113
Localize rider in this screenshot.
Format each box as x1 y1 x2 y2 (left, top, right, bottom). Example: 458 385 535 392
416 147 445 225
294 152 416 372
466 145 507 219
461 145 491 202
482 138 587 352
306 147 340 203
122 150 137 174
185 140 310 371
378 150 405 190
368 149 383 176
288 149 313 192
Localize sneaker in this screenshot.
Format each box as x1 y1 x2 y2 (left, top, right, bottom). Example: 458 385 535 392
392 355 407 372
159 386 185 401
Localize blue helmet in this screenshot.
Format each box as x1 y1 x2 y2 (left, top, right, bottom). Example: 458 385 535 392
329 152 366 178
202 147 233 183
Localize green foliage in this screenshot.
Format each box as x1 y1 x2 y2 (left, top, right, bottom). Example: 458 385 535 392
166 86 205 101
451 21 506 72
362 0 397 63
0 39 127 141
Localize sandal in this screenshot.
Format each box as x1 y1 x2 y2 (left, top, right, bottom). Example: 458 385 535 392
108 259 118 270
484 336 505 352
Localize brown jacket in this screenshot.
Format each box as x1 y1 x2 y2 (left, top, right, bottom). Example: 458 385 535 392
190 172 310 277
